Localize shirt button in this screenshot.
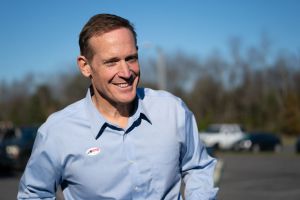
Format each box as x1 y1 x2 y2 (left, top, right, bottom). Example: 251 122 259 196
129 160 135 164
134 186 139 191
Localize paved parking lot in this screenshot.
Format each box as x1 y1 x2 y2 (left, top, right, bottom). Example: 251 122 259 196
1 150 300 199
217 152 300 200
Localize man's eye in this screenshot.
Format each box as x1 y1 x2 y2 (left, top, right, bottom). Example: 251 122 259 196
126 56 138 63
105 61 117 67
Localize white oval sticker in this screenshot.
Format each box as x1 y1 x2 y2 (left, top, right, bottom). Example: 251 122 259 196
86 147 101 156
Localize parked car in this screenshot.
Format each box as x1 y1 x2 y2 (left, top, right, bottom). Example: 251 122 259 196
0 126 38 170
199 123 246 150
296 137 300 153
233 132 282 153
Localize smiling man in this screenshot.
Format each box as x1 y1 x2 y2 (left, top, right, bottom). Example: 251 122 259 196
78 26 140 128
18 14 218 200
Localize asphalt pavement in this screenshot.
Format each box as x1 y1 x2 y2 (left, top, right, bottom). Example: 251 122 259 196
217 151 300 200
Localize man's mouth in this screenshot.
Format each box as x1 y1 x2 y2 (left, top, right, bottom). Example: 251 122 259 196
113 75 137 88
115 83 130 88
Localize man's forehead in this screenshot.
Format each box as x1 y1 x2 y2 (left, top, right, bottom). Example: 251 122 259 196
90 28 134 42
86 28 136 61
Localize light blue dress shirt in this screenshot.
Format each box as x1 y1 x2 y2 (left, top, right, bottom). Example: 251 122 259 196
18 88 218 200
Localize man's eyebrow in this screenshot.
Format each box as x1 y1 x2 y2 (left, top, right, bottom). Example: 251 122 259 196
103 57 120 63
125 53 139 60
103 53 138 63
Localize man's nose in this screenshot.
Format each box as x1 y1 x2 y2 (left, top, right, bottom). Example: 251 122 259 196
118 61 131 78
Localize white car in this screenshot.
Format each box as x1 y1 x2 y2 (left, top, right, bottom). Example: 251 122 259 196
199 124 246 150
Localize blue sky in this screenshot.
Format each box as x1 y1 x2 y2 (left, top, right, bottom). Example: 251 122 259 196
1 0 300 83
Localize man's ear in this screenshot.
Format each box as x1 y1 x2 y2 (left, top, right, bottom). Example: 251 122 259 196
77 56 92 78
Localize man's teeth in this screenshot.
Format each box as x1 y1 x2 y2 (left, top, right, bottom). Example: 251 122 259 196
117 83 129 88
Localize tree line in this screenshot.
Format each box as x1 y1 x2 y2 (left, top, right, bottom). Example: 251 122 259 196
1 38 300 135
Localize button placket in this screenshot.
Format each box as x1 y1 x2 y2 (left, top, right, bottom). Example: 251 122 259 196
123 133 148 199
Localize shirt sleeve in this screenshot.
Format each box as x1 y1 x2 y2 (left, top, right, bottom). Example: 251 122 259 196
180 108 219 200
17 128 61 200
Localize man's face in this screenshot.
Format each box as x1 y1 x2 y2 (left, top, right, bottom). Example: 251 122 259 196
84 28 140 106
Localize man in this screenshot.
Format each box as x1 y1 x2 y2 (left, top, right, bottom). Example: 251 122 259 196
18 14 218 199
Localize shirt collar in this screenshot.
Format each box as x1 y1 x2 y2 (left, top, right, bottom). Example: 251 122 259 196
129 92 152 126
84 88 107 139
84 87 152 139
136 87 152 123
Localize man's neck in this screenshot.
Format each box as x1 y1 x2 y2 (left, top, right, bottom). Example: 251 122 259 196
91 94 133 129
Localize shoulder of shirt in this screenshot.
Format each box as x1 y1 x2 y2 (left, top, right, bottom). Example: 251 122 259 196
138 87 178 100
138 87 191 112
39 98 86 132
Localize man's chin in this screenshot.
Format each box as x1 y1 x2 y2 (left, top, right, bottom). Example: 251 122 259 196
118 96 136 105
109 85 137 105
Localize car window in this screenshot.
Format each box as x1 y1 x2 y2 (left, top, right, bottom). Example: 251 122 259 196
2 127 38 142
206 125 220 133
221 125 239 132
3 128 16 140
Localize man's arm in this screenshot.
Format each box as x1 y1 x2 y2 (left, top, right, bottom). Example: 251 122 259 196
180 109 218 200
17 129 61 199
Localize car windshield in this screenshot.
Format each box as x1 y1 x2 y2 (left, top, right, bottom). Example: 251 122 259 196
2 128 15 140
206 125 220 133
2 127 38 142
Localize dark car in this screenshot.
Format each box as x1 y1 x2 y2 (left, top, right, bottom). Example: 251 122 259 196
233 132 282 153
205 146 216 157
296 137 300 153
0 126 38 170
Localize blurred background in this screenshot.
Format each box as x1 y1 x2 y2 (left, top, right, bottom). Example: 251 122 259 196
0 0 300 199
